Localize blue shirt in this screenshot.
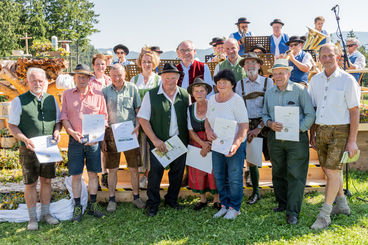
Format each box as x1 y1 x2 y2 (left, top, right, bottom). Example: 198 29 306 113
262 81 316 132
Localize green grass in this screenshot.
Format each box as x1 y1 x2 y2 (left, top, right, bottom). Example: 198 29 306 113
1 170 368 245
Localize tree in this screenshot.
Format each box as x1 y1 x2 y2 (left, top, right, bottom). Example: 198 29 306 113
347 30 357 39
0 0 23 56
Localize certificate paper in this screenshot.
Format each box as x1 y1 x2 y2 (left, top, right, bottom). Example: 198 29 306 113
211 117 237 155
275 106 299 142
82 114 105 143
30 135 63 163
246 137 263 167
152 135 188 168
185 145 212 174
111 121 139 152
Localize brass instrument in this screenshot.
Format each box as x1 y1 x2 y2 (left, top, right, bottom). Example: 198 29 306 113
211 52 226 63
304 27 328 50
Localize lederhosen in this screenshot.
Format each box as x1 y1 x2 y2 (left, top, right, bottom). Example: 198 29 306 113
240 78 270 160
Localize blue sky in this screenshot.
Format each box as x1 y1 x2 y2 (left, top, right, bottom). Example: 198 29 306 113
90 0 368 51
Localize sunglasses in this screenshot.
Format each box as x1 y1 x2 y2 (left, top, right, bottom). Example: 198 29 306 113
347 44 356 47
289 43 300 47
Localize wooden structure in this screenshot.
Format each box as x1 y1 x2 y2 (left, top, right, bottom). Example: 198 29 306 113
258 53 275 77
244 36 271 53
205 55 215 63
125 64 141 81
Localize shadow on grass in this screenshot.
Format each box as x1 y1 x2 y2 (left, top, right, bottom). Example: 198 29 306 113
1 171 368 244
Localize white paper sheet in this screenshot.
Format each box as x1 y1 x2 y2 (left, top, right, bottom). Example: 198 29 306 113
152 135 188 168
185 145 213 174
246 137 263 167
30 135 63 163
275 106 299 142
111 121 139 152
82 114 105 143
211 117 237 155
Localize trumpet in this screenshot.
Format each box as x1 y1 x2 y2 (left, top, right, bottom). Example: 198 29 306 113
304 27 328 50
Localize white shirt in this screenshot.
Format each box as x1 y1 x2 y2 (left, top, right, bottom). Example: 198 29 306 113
348 51 366 69
9 92 61 126
296 50 313 68
179 62 214 96
137 84 180 137
206 93 249 142
235 75 274 119
129 73 161 89
272 34 282 57
308 68 360 125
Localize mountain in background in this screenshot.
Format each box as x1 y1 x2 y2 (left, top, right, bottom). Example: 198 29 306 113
98 31 368 62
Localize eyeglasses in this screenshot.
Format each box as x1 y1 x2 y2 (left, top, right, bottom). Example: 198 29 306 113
347 44 356 47
179 48 194 53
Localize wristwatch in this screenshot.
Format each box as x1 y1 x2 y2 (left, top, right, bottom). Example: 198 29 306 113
257 124 263 129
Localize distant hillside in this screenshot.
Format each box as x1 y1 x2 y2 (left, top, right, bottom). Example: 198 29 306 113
331 31 368 46
97 48 213 62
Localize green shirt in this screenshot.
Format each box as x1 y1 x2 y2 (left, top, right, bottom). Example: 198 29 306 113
102 82 141 126
262 81 316 132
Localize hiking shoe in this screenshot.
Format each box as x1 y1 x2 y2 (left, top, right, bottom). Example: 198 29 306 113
88 202 106 218
107 201 117 212
72 204 83 222
223 207 240 220
132 198 146 209
213 206 228 218
101 173 109 188
40 214 59 225
331 205 351 216
139 175 147 188
27 219 38 231
311 215 331 230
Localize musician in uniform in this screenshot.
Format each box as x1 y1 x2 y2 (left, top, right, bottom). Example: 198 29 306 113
313 16 330 45
250 44 267 54
346 38 366 82
284 36 313 86
113 44 134 67
208 37 226 63
235 53 274 205
229 17 253 56
270 19 289 58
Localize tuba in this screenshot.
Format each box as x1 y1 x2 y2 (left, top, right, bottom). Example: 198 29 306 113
304 27 328 50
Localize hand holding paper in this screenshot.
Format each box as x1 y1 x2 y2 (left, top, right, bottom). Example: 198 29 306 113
30 135 63 163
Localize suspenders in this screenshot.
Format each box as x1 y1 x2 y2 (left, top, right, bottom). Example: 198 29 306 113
241 77 268 107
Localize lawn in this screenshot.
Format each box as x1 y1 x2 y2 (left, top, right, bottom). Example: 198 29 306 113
1 170 368 245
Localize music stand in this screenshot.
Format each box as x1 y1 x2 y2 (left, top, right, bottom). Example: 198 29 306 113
244 36 271 53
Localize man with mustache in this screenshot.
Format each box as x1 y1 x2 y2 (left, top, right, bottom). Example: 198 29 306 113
235 53 274 205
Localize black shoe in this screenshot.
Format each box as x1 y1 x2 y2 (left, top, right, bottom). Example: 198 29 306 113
88 202 106 218
164 201 183 210
287 215 298 225
101 173 109 188
247 193 261 205
273 206 286 212
146 206 158 217
213 202 221 210
72 204 83 222
193 202 207 211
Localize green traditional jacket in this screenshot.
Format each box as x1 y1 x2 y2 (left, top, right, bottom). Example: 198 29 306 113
18 91 57 146
219 56 247 82
148 86 189 148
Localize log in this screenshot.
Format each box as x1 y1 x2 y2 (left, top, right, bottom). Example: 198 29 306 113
0 83 19 100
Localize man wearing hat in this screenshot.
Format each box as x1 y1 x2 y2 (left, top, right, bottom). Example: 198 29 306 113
235 53 274 205
138 63 190 217
229 17 253 56
151 46 163 73
208 37 226 63
250 44 267 54
270 19 289 58
262 59 315 224
176 40 214 96
8 67 61 230
113 44 134 67
284 36 313 85
61 64 108 222
214 38 247 82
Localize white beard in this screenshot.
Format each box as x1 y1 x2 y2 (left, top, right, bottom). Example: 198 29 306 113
247 69 258 77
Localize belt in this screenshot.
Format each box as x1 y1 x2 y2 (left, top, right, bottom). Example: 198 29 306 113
317 124 349 128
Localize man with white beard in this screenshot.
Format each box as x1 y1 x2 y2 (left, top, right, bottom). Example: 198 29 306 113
235 53 274 205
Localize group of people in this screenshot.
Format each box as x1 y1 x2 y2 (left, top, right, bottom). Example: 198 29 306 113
7 16 362 232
